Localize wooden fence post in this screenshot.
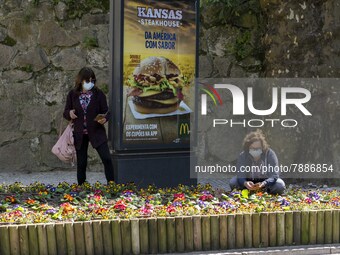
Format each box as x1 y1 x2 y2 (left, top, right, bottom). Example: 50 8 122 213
317 210 325 244
101 220 113 255
193 216 202 251
183 216 194 252
235 214 244 248
210 215 219 250
201 215 211 251
121 219 132 255
252 213 260 248
28 224 39 255
277 212 285 246
73 222 86 255
157 217 167 253
219 215 228 250
9 226 20 255
166 217 176 253
269 212 277 247
130 219 140 255
0 226 10 255
148 218 158 254
18 225 30 255
285 211 293 245
112 220 122 255
293 211 301 245
309 210 317 245
260 213 269 247
227 214 236 249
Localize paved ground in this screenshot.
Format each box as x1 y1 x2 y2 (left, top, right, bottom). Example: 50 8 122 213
1 171 338 192
0 170 230 189
172 245 340 255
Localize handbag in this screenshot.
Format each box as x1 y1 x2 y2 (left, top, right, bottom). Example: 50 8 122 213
51 119 77 166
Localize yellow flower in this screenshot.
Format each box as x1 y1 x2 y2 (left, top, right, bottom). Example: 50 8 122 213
242 189 249 199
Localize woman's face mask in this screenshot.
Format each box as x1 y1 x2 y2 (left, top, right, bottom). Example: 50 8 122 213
249 148 262 158
83 81 94 91
249 141 263 158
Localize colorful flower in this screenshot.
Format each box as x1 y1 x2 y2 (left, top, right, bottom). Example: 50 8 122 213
113 200 127 211
63 194 74 202
5 196 17 204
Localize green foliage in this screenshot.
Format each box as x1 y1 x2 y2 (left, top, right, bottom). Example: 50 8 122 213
32 0 40 6
53 0 109 19
228 30 253 60
201 0 263 25
2 36 17 47
99 83 109 94
21 64 34 73
83 36 99 48
24 12 32 23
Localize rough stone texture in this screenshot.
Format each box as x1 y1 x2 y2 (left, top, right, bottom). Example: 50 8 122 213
0 0 339 177
86 48 109 68
20 105 51 133
0 27 6 42
51 47 86 70
0 44 17 68
38 21 78 49
0 139 35 171
54 1 68 20
3 70 32 82
198 0 340 182
35 70 75 104
260 0 340 178
0 0 110 172
14 47 49 71
0 100 20 132
7 19 36 49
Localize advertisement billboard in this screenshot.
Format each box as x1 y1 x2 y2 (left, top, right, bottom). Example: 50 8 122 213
112 0 198 150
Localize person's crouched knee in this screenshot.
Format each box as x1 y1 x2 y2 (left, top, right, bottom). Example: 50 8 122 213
267 179 286 195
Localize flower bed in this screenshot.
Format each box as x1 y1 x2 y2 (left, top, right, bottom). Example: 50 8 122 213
0 182 340 255
0 182 339 224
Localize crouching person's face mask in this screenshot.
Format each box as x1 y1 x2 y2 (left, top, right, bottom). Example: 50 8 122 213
249 148 262 158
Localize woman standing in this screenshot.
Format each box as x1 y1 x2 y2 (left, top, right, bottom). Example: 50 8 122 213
63 67 114 185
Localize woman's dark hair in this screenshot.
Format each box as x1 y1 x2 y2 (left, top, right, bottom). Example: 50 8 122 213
74 67 97 92
242 129 269 152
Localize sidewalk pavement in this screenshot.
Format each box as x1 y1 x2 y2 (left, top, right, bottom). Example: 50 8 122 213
0 170 230 190
170 245 340 255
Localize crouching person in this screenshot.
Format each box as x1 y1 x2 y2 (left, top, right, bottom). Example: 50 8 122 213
229 129 286 195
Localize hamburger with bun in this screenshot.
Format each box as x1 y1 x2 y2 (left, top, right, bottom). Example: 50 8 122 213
127 56 185 114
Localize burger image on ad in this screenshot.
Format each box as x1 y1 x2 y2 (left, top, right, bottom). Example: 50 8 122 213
127 56 185 114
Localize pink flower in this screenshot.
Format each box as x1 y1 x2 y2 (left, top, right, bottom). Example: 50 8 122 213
166 205 176 213
94 195 102 202
140 203 153 216
174 193 185 200
199 194 214 201
94 190 103 195
304 197 312 204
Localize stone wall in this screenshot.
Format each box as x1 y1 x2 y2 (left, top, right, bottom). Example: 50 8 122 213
199 0 340 181
0 0 339 176
0 0 110 172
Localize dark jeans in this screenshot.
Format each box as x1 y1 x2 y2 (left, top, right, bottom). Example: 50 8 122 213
76 134 114 185
229 176 286 195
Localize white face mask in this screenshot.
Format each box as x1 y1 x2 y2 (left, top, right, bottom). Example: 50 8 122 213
249 148 262 158
83 81 94 91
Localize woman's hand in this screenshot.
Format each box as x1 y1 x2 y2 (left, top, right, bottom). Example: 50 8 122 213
97 118 106 125
255 182 266 189
69 109 77 119
244 181 257 191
